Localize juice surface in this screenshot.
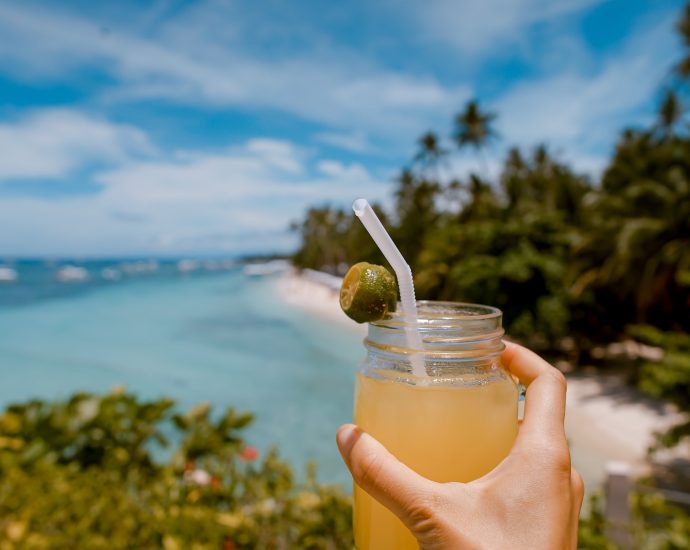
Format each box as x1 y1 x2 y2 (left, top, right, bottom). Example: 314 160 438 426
353 371 518 550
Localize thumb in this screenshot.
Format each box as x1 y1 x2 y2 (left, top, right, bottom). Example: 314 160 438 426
336 424 435 529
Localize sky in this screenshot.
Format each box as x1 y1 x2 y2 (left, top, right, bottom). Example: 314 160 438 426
0 0 685 257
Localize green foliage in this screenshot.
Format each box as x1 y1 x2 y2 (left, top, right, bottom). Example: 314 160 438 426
0 390 353 549
579 491 690 550
172 402 253 462
632 492 690 549
415 205 574 344
291 204 387 275
414 131 448 174
0 388 174 477
572 129 690 334
626 325 690 448
391 169 441 271
410 143 590 347
578 494 620 550
454 99 497 151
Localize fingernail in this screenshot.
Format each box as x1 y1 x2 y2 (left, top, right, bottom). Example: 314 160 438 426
336 424 360 459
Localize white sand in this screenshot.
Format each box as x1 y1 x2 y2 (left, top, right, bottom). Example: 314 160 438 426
273 269 367 335
565 374 688 492
274 269 689 494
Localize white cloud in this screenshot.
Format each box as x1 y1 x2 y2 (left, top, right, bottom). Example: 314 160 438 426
315 130 371 153
407 0 606 55
96 143 387 214
244 139 305 174
0 3 469 142
0 109 153 181
315 160 372 181
95 140 305 205
0 135 391 256
497 62 655 147
494 14 677 172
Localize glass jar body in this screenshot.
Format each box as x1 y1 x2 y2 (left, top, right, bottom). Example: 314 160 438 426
352 302 518 550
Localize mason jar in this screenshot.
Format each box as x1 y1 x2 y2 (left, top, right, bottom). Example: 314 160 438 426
353 301 518 550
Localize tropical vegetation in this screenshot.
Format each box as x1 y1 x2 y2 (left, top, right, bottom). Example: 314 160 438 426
0 389 352 549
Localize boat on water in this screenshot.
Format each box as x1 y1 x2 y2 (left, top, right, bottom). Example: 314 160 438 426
243 259 290 277
177 259 200 273
0 266 18 283
56 265 90 283
120 260 159 275
101 267 122 281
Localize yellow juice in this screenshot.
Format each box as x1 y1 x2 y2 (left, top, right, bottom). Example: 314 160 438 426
353 370 518 550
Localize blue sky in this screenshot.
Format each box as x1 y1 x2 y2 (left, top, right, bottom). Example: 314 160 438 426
0 0 685 257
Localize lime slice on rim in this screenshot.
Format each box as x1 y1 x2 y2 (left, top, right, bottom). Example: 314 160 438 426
340 262 397 323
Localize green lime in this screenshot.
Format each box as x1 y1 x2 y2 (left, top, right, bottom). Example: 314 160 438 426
340 262 397 323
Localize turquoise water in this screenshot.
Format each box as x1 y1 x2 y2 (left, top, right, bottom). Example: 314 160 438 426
0 266 361 486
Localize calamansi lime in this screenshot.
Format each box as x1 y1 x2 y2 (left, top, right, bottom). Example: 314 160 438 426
340 262 397 323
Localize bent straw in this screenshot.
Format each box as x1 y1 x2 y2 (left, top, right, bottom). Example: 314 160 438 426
352 198 426 378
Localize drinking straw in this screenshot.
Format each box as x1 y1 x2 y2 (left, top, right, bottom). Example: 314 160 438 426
352 199 426 378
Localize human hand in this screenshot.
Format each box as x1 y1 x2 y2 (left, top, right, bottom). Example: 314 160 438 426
336 342 584 550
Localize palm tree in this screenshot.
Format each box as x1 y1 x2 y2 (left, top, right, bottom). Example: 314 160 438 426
656 90 684 139
290 206 345 273
459 174 500 222
572 128 690 329
454 100 497 177
392 169 440 270
501 145 590 222
453 100 497 150
415 131 445 165
414 131 447 176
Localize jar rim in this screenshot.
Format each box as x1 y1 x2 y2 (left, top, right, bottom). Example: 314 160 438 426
371 300 501 329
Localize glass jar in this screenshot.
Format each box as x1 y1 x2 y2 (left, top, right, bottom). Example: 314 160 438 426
353 301 518 550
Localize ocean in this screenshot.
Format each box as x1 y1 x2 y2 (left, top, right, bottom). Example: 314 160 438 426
0 260 362 486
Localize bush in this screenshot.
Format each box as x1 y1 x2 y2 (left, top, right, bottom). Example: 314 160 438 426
0 389 352 549
579 491 690 549
626 325 690 449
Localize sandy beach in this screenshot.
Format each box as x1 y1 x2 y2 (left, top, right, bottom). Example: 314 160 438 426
274 269 689 495
274 268 368 335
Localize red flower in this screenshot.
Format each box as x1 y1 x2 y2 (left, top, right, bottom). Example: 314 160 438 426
211 475 222 490
239 446 259 461
223 537 236 550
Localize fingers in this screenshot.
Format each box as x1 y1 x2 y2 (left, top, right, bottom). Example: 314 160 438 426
336 424 434 526
570 468 585 512
502 342 567 444
502 341 559 386
570 468 585 549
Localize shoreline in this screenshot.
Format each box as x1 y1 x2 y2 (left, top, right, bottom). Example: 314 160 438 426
272 268 689 494
272 268 367 335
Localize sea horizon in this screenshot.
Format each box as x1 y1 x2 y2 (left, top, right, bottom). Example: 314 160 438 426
0 253 289 263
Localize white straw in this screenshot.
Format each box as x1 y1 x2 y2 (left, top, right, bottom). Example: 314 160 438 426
352 199 426 378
